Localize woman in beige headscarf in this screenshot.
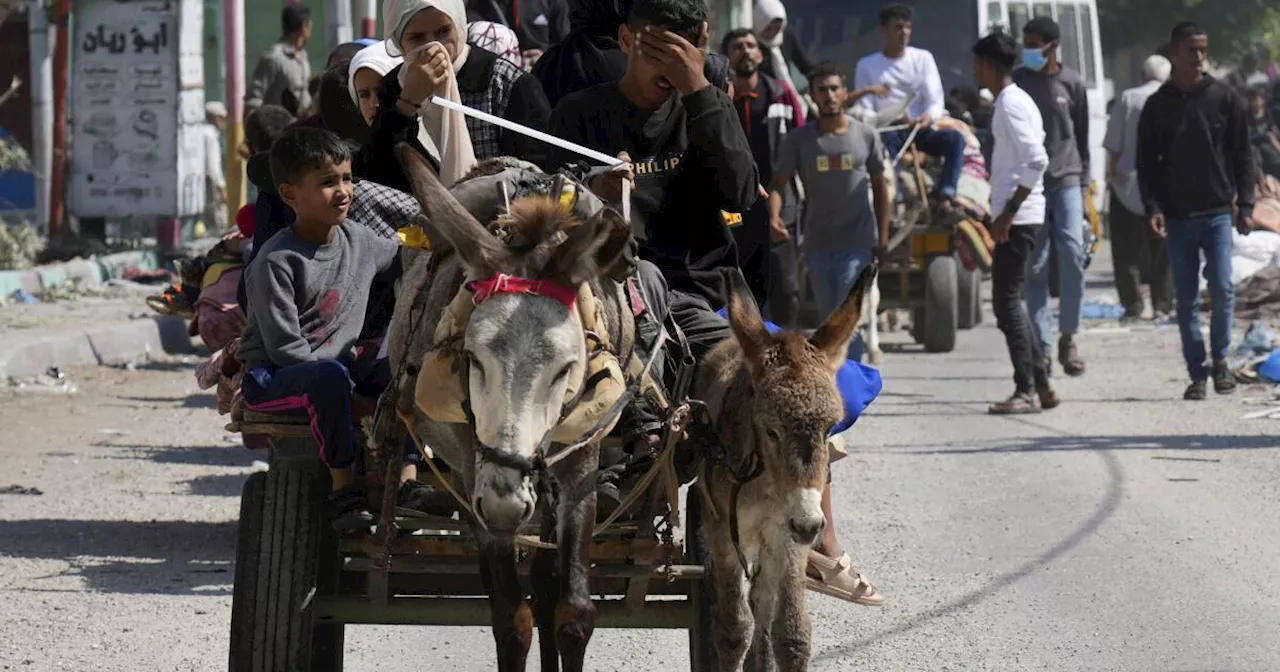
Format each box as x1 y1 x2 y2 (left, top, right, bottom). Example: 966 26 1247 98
379 0 552 184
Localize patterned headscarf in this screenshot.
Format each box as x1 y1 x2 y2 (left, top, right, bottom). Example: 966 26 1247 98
468 20 524 70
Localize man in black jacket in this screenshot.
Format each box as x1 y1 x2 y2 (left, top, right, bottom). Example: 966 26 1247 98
465 0 571 63
1137 21 1256 401
547 0 758 361
722 27 803 325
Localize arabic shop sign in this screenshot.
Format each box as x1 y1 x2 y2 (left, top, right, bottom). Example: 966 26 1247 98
70 0 204 219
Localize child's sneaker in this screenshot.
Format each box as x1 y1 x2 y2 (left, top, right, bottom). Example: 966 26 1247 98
329 485 373 533
396 479 459 517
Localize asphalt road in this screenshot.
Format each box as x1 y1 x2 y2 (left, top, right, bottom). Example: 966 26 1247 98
2 255 1279 671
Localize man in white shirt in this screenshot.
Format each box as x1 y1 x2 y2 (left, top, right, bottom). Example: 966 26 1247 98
972 31 1058 414
1103 54 1173 321
854 3 966 209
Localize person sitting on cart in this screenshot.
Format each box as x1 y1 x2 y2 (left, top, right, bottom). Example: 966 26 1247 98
853 3 966 214
548 0 885 607
236 127 437 532
768 61 891 364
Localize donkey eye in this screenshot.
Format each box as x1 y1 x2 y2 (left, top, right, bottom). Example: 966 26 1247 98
765 427 782 443
466 352 485 379
555 364 574 383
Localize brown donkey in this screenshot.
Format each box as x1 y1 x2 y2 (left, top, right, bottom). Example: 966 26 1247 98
695 265 876 672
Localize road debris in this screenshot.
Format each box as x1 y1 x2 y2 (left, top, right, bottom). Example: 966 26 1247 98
0 484 44 495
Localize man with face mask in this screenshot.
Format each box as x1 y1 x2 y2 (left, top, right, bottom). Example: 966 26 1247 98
1013 16 1091 378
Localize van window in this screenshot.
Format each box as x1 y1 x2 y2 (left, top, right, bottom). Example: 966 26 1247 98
1078 4 1098 86
1057 4 1082 78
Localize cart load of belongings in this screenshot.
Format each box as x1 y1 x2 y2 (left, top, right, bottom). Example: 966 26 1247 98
410 163 663 445
892 117 996 273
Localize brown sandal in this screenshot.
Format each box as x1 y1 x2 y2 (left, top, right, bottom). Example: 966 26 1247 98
806 550 885 607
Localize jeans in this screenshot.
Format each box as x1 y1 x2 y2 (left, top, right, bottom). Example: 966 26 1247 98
993 225 1050 394
884 127 965 199
1026 185 1086 355
1166 213 1235 381
1109 193 1172 316
242 358 418 470
805 248 875 361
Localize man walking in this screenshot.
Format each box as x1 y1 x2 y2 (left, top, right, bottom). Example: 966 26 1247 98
972 31 1058 414
245 5 314 117
768 62 890 361
1104 54 1173 322
722 27 804 325
1014 17 1090 377
466 0 571 66
1138 22 1256 401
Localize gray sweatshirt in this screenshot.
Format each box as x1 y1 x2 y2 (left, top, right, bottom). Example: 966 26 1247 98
1013 66 1090 190
237 221 401 370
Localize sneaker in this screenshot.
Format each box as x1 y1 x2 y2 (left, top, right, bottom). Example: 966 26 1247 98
1212 361 1237 395
1059 335 1085 377
1036 385 1060 410
396 478 459 517
989 392 1040 415
1183 380 1207 401
329 485 374 533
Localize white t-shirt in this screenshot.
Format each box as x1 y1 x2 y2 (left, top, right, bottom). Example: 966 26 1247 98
990 84 1048 225
853 47 946 121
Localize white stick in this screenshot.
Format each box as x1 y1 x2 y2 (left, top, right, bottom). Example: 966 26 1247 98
430 95 624 167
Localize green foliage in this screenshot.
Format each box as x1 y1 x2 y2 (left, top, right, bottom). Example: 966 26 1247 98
1098 0 1280 59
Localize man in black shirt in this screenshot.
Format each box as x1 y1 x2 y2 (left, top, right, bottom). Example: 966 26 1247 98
722 27 804 326
547 0 759 362
1137 22 1256 401
466 0 571 63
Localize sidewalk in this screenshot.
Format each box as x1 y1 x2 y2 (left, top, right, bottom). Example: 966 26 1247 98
1 251 197 380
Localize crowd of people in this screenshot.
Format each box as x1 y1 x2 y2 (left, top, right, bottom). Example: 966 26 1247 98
160 0 1273 614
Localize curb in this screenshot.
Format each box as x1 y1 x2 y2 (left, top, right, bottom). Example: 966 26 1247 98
1 315 195 380
0 250 160 298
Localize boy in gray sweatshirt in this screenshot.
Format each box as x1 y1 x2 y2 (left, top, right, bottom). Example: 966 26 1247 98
237 127 430 531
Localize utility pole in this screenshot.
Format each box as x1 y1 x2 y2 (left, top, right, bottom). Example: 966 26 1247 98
27 0 52 234
359 0 376 38
48 0 69 235
224 0 245 225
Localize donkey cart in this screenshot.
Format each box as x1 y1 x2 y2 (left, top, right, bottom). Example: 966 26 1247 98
225 392 717 672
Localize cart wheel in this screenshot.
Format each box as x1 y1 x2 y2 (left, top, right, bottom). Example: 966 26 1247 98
957 261 982 330
686 490 717 672
229 465 331 671
923 254 958 353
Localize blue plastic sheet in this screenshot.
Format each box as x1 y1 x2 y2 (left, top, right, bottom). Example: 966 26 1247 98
714 310 883 434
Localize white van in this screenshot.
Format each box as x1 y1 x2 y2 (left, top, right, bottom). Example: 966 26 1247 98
786 0 1108 204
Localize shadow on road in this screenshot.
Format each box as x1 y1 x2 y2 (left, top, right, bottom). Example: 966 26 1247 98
184 472 251 497
94 443 258 467
118 393 217 410
0 519 237 596
896 433 1280 454
814 439 1127 660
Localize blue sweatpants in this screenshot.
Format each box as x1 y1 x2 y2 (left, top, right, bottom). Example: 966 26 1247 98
242 358 418 470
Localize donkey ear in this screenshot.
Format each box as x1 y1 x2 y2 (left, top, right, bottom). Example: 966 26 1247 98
810 263 877 373
723 268 771 366
395 143 505 271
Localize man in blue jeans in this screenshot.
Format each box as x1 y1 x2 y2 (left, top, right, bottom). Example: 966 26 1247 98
854 4 965 212
1015 17 1091 377
1137 22 1257 400
769 61 891 361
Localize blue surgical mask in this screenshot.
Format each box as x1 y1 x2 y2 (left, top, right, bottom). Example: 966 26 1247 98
1022 47 1048 72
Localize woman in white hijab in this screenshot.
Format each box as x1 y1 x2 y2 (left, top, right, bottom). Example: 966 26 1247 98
753 0 815 97
379 0 552 184
348 40 403 126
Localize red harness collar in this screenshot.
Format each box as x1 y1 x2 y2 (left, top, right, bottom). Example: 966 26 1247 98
467 273 578 308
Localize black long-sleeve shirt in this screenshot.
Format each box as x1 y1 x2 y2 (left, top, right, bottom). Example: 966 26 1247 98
1137 75 1256 219
548 84 760 307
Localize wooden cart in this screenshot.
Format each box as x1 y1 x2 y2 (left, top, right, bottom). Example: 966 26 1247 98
225 410 717 671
